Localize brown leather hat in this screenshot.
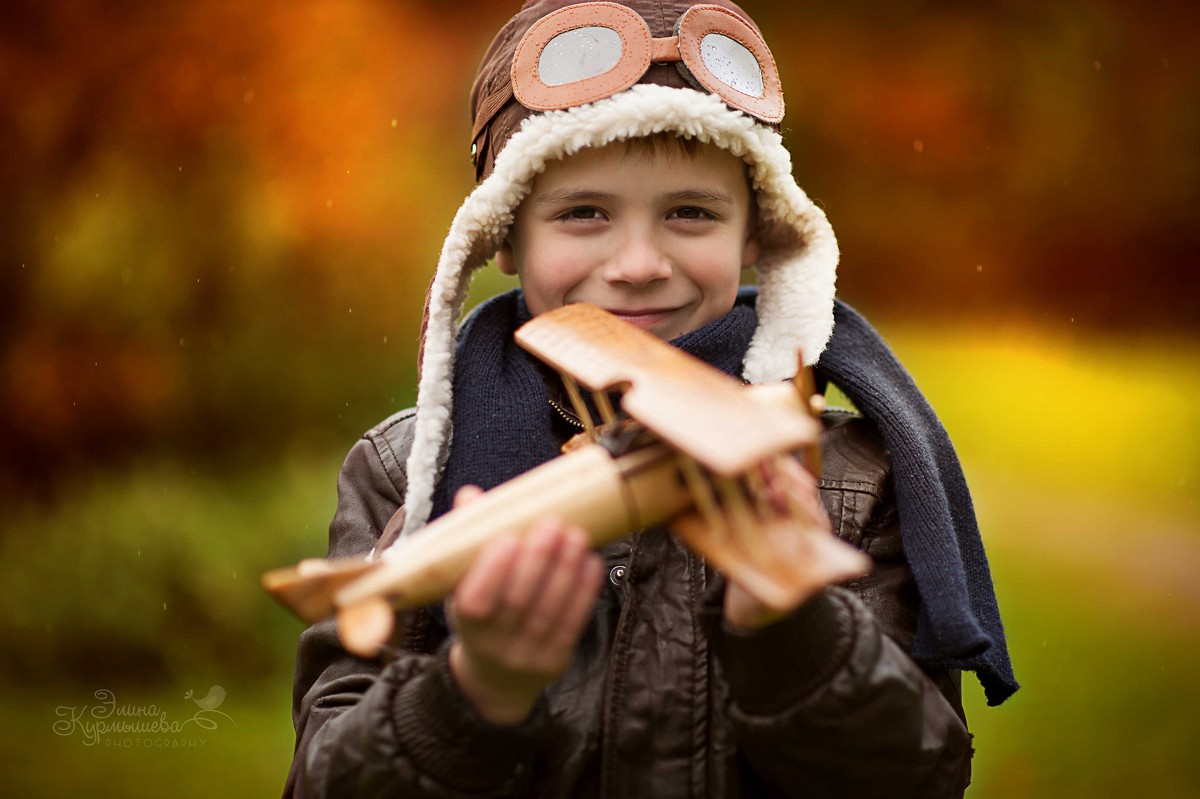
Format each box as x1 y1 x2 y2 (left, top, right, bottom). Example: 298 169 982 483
470 0 768 182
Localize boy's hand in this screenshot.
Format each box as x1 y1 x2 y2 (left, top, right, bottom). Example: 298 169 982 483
447 486 604 725
723 456 839 630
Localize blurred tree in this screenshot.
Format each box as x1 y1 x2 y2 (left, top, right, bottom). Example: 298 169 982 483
768 0 1200 327
1 0 1196 497
0 0 503 497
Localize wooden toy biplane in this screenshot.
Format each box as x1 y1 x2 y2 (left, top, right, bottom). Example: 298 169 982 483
262 303 870 657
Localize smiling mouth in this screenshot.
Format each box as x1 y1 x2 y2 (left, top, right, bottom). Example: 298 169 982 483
604 308 678 330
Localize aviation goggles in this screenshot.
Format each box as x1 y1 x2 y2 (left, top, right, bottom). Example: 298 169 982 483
510 2 784 124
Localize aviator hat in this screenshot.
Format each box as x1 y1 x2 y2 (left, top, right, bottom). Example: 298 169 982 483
400 0 840 537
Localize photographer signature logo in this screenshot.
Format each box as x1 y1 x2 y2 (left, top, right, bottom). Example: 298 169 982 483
53 686 234 748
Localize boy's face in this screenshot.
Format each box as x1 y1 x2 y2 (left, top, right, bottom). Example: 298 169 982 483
498 141 760 340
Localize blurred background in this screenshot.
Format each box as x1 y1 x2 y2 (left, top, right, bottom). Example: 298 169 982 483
2 0 1197 795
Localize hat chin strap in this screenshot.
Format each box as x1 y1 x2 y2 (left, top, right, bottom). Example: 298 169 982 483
396 84 837 542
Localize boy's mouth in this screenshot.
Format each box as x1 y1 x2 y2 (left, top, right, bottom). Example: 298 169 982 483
604 308 677 331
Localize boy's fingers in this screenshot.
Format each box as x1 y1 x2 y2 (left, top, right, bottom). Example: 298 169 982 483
546 551 604 652
762 456 829 536
763 456 811 511
497 518 566 620
453 534 519 620
517 527 591 641
453 484 485 508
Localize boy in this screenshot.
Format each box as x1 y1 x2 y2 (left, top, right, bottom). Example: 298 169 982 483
286 2 1018 797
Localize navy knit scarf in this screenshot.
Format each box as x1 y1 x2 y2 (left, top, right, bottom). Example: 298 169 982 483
814 298 1018 705
431 288 1018 706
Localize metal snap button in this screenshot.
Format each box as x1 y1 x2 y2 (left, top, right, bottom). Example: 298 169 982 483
608 564 626 586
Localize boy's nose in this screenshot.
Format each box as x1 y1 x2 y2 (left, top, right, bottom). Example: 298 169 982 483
603 236 672 287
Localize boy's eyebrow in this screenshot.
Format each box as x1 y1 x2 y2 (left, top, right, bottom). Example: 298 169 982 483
533 188 737 206
663 188 736 206
533 189 620 206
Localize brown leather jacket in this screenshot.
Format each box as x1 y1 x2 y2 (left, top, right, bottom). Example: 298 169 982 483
285 409 973 798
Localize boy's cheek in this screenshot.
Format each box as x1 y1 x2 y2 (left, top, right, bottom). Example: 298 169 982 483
518 279 566 317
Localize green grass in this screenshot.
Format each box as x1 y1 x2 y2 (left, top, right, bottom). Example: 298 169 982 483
0 684 295 797
1 450 338 688
893 326 1200 798
962 471 1200 798
1 325 1197 797
885 324 1200 517
0 452 330 796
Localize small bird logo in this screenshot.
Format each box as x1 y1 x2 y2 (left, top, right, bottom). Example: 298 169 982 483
185 685 227 712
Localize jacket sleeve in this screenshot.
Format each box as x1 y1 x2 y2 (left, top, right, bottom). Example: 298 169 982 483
284 418 545 798
703 413 973 798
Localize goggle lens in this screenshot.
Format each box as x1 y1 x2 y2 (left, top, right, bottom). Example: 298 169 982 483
699 32 764 98
539 26 625 87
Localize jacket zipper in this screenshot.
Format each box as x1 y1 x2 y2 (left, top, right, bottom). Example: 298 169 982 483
548 395 586 430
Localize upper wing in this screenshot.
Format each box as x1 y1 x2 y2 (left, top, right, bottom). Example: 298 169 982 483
515 303 820 475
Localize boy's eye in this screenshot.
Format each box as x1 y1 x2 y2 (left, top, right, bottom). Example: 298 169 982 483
670 206 715 221
558 206 604 221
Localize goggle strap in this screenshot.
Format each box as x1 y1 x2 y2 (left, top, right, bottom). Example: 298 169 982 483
651 36 682 64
